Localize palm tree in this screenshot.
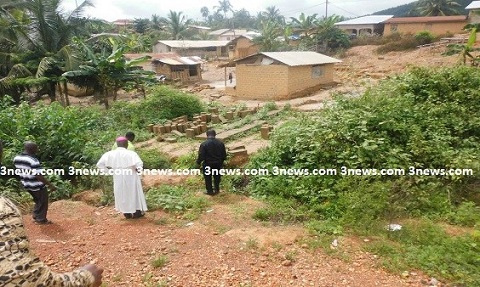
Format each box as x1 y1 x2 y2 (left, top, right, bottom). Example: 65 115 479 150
200 6 209 22
215 0 233 19
262 6 285 25
0 0 93 103
161 10 192 40
414 0 461 16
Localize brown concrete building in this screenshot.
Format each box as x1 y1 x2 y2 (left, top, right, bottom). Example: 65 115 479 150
383 16 468 36
227 35 260 59
466 1 480 24
234 52 341 100
124 53 203 82
153 40 229 58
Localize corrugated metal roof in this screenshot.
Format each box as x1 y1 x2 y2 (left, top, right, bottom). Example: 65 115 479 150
237 52 341 66
466 1 480 9
157 40 229 48
124 53 203 66
385 15 467 23
209 29 250 36
335 15 393 26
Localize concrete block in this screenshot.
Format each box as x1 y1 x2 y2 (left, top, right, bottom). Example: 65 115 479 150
172 130 184 137
186 129 195 138
165 124 171 133
208 107 219 114
261 125 270 140
193 125 201 135
225 112 234 120
200 122 207 133
165 137 177 143
211 115 220 124
159 126 166 135
147 124 154 133
206 113 212 123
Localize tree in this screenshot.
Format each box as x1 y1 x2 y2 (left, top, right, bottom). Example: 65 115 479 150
215 0 233 19
253 20 282 52
315 15 350 53
262 6 285 25
63 39 154 109
444 28 480 66
133 18 150 34
233 8 255 29
161 10 192 40
289 13 318 38
0 0 93 103
414 0 461 16
200 6 209 21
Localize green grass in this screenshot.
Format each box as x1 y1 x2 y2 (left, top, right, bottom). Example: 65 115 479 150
151 255 169 269
364 219 480 286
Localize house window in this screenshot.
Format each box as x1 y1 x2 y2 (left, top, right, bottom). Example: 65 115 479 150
171 66 185 72
312 65 324 78
189 65 198 76
390 24 398 32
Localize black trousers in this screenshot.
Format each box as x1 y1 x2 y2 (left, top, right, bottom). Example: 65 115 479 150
27 186 49 222
203 163 222 194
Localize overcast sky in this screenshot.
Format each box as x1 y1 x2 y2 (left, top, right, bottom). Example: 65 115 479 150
60 0 418 22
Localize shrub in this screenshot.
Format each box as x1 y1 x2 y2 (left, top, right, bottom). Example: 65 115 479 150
415 31 435 45
110 86 205 129
249 66 480 223
136 149 171 169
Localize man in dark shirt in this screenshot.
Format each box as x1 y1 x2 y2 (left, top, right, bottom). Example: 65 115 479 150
197 130 227 195
13 141 56 224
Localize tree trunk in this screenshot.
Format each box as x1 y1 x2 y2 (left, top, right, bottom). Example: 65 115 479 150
63 81 70 106
48 82 57 103
58 83 66 107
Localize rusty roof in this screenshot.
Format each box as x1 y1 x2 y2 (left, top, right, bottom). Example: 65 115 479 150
385 15 467 23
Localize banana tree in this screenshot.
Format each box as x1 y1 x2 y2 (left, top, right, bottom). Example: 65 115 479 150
63 39 154 109
444 28 480 66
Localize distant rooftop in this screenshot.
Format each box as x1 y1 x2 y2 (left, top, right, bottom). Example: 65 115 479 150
466 1 480 10
236 52 341 67
157 40 229 48
385 15 467 23
124 53 203 66
335 15 394 26
209 29 250 36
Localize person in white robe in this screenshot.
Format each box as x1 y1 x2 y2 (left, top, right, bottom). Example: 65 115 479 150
96 136 147 219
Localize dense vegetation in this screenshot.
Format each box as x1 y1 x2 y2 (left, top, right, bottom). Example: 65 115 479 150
0 87 203 198
247 66 480 285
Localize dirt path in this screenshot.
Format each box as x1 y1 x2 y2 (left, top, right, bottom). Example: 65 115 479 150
24 191 425 287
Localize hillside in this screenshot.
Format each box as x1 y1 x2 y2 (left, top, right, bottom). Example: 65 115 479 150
373 0 471 16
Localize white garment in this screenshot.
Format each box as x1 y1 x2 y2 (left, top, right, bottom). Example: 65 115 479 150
96 147 148 213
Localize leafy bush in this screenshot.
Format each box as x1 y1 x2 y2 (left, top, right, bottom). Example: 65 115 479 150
136 149 171 169
415 31 435 45
376 32 439 53
110 86 204 129
249 66 480 222
145 184 209 215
